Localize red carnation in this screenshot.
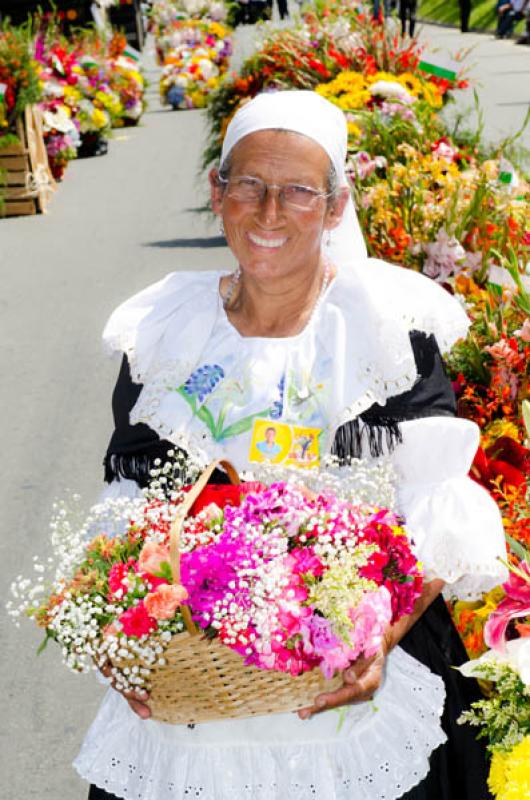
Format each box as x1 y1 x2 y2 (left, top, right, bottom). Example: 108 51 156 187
118 602 158 638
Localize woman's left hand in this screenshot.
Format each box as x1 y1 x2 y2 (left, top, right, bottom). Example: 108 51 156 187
297 646 387 720
296 579 445 720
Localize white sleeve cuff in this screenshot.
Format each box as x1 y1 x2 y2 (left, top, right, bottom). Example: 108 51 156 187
391 417 508 599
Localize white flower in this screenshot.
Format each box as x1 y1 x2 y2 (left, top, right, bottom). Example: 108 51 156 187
422 228 466 282
459 639 530 686
369 80 415 104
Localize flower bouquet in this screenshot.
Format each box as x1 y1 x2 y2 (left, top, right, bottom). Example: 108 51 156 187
9 458 423 725
40 102 80 180
457 544 530 800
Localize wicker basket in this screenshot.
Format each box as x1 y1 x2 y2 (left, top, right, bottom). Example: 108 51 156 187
113 460 342 725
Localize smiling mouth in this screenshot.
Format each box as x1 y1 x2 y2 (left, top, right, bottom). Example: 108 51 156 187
248 232 288 248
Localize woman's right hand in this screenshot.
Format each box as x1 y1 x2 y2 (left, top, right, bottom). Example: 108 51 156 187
100 662 152 719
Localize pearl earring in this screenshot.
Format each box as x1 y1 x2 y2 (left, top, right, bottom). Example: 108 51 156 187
219 219 225 236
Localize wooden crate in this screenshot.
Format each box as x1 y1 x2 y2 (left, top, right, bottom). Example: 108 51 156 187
0 107 56 218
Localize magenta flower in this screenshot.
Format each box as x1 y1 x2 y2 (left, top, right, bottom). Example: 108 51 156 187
285 547 325 578
485 562 530 651
300 616 352 679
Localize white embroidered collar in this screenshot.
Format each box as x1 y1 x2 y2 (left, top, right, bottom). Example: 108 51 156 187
102 262 469 468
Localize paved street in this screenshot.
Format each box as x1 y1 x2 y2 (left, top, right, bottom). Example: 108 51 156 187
0 42 233 800
418 22 530 151
0 21 528 800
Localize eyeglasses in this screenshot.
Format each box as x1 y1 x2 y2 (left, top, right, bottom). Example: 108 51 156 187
217 175 331 211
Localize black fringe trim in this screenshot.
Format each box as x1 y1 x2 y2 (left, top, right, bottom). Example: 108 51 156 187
104 446 233 488
331 417 403 463
104 444 179 488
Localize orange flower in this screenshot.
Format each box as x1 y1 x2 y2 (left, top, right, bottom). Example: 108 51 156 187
138 541 171 575
144 583 188 620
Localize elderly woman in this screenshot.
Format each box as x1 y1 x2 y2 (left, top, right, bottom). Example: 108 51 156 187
75 91 506 800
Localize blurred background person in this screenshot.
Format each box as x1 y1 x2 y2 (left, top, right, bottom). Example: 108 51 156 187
399 0 417 36
459 0 472 31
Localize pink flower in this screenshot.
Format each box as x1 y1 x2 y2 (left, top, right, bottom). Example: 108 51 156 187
485 562 530 652
285 547 324 578
138 541 170 575
380 101 415 121
102 622 119 638
118 602 158 637
108 559 137 598
300 616 353 679
514 318 530 342
422 228 466 282
484 339 523 369
348 587 393 659
463 251 483 274
144 583 189 620
431 138 458 163
347 151 387 180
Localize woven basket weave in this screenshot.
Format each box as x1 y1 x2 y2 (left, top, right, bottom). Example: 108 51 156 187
112 459 342 725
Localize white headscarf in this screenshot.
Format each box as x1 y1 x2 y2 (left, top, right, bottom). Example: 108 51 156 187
219 90 368 267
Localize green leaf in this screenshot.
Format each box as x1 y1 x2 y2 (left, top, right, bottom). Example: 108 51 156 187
36 633 51 656
220 409 273 440
176 386 197 412
176 386 217 437
506 535 530 565
152 561 174 582
196 404 218 436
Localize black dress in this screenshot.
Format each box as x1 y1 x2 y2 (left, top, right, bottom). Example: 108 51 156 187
91 330 492 800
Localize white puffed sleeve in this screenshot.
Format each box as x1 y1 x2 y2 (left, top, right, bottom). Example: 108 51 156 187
390 417 508 600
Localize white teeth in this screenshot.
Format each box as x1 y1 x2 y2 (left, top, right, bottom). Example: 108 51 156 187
248 232 287 248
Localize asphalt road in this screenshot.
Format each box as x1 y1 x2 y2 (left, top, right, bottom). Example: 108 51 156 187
0 42 233 800
0 21 528 800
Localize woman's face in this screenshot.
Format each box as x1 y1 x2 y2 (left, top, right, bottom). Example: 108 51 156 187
209 130 348 282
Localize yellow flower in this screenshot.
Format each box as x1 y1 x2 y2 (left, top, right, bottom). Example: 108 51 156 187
129 69 144 86
63 85 82 103
482 419 522 450
489 750 509 797
316 71 370 109
92 107 108 129
347 121 362 138
190 90 207 108
489 738 530 800
421 80 443 109
208 21 227 38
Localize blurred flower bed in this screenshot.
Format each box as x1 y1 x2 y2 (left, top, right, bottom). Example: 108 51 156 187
200 3 530 793
0 15 146 184
150 0 232 110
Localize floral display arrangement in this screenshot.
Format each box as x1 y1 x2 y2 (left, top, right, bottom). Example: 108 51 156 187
159 20 232 109
150 0 232 110
34 23 146 179
0 15 146 188
202 1 466 166
8 459 423 694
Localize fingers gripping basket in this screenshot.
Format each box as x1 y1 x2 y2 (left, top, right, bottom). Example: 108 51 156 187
114 460 342 725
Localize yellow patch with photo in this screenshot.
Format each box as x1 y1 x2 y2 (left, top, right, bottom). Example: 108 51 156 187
248 418 320 468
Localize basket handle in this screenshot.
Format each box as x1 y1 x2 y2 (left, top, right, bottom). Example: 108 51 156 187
168 460 240 635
